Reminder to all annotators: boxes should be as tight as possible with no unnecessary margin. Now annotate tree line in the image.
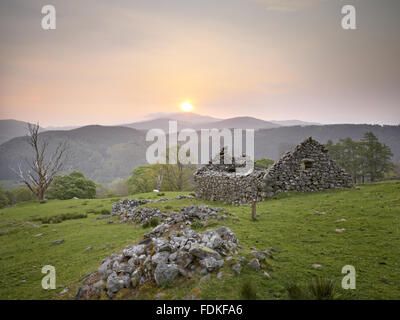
[326,132,394,183]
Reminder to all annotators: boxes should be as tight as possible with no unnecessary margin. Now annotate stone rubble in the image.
[76,225,240,299]
[111,195,195,216]
[113,202,230,227]
[194,137,354,204]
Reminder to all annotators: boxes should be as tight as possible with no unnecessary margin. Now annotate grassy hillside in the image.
[0,182,399,300]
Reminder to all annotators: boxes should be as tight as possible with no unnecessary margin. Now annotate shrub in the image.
[47,171,96,200]
[308,277,336,300]
[0,187,9,209]
[12,186,35,203]
[160,280,174,289]
[191,221,203,230]
[156,192,165,197]
[33,212,87,224]
[240,281,257,300]
[142,217,160,228]
[286,277,336,300]
[286,283,309,300]
[164,205,172,210]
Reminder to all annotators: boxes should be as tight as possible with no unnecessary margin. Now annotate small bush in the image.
[142,217,160,228]
[160,280,174,289]
[240,281,257,300]
[150,217,160,227]
[164,205,172,210]
[33,212,87,224]
[308,277,336,300]
[286,277,336,300]
[286,283,309,300]
[156,192,165,197]
[191,221,203,230]
[142,221,150,228]
[100,209,110,215]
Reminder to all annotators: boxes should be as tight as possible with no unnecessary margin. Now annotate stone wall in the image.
[194,137,354,205]
[262,137,354,197]
[194,169,266,205]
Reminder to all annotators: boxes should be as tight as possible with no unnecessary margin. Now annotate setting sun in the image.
[180,101,194,112]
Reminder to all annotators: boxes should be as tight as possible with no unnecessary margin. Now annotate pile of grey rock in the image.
[76,225,239,299]
[111,195,195,217]
[111,199,152,215]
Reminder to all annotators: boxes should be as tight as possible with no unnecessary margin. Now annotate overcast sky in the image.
[0,0,399,126]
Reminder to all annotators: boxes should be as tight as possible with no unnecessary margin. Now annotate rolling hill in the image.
[0,119,45,145]
[0,125,148,184]
[0,123,399,184]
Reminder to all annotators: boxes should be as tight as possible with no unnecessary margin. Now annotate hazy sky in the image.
[0,0,399,126]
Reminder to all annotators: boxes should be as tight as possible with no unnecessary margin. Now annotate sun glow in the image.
[180,101,194,112]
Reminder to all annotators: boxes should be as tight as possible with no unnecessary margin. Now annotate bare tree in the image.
[12,123,68,201]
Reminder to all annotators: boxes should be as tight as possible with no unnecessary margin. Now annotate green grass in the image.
[0,184,399,300]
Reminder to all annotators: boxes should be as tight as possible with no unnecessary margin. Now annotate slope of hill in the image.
[0,125,148,184]
[0,182,399,299]
[199,116,281,130]
[143,112,221,124]
[123,118,195,132]
[270,120,321,126]
[0,119,45,145]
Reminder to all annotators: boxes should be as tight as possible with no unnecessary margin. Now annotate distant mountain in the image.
[270,120,320,127]
[123,118,195,132]
[44,125,82,131]
[199,116,280,130]
[144,112,221,124]
[124,116,280,131]
[0,119,45,145]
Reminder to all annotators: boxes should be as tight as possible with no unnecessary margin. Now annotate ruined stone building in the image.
[194,137,354,205]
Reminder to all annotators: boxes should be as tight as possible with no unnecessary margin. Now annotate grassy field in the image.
[0,182,399,300]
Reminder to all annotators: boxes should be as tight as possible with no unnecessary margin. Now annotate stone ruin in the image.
[194,137,354,205]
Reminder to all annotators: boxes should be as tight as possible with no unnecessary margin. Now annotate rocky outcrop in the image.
[76,225,239,299]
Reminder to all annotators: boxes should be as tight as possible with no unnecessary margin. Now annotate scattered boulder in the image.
[252,251,266,261]
[75,285,89,298]
[51,239,64,245]
[232,263,242,275]
[247,258,261,271]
